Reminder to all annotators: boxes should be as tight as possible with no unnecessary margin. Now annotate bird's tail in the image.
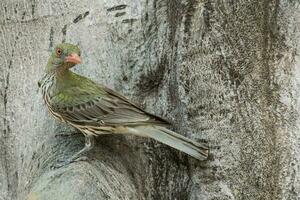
[126,126,208,160]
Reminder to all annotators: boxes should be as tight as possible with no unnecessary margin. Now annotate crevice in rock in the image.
[73,11,90,23]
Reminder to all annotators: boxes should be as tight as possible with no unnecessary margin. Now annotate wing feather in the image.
[50,84,169,127]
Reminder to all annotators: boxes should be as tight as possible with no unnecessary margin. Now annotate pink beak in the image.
[65,53,82,64]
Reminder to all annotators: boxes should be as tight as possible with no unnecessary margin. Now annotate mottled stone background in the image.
[0,0,300,199]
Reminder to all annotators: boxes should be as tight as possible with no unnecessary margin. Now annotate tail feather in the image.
[127,126,208,160]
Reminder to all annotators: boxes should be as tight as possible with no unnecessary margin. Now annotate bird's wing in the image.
[50,84,169,127]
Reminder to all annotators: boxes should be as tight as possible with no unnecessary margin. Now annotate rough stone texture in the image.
[0,0,300,200]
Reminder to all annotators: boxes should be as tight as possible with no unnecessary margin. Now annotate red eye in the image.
[56,48,62,55]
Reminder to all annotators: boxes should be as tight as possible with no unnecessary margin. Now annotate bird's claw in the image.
[74,156,89,162]
[51,156,89,169]
[52,160,70,169]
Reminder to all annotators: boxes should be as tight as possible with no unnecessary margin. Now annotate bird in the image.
[39,43,208,165]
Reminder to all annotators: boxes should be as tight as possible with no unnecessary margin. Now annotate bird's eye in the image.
[56,48,62,55]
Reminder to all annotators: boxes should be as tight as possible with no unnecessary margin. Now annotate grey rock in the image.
[0,0,300,200]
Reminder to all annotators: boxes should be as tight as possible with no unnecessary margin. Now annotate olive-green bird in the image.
[39,43,208,165]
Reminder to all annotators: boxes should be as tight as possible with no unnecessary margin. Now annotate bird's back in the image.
[40,71,170,132]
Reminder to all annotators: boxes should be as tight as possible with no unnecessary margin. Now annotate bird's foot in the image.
[74,156,89,162]
[52,156,89,169]
[52,159,71,169]
[51,135,95,169]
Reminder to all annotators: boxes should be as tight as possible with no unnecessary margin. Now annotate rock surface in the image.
[0,0,300,199]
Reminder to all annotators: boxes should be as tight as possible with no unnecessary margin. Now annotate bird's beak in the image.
[65,53,82,64]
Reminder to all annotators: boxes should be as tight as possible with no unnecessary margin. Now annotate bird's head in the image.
[46,43,81,73]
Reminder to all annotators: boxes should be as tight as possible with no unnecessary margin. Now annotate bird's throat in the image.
[53,70,79,91]
[55,67,70,78]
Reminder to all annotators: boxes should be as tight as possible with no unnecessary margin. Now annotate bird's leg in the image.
[54,135,95,168]
[68,134,95,162]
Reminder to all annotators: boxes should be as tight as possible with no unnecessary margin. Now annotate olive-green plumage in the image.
[40,43,208,164]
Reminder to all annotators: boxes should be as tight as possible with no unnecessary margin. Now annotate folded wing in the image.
[50,84,169,127]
